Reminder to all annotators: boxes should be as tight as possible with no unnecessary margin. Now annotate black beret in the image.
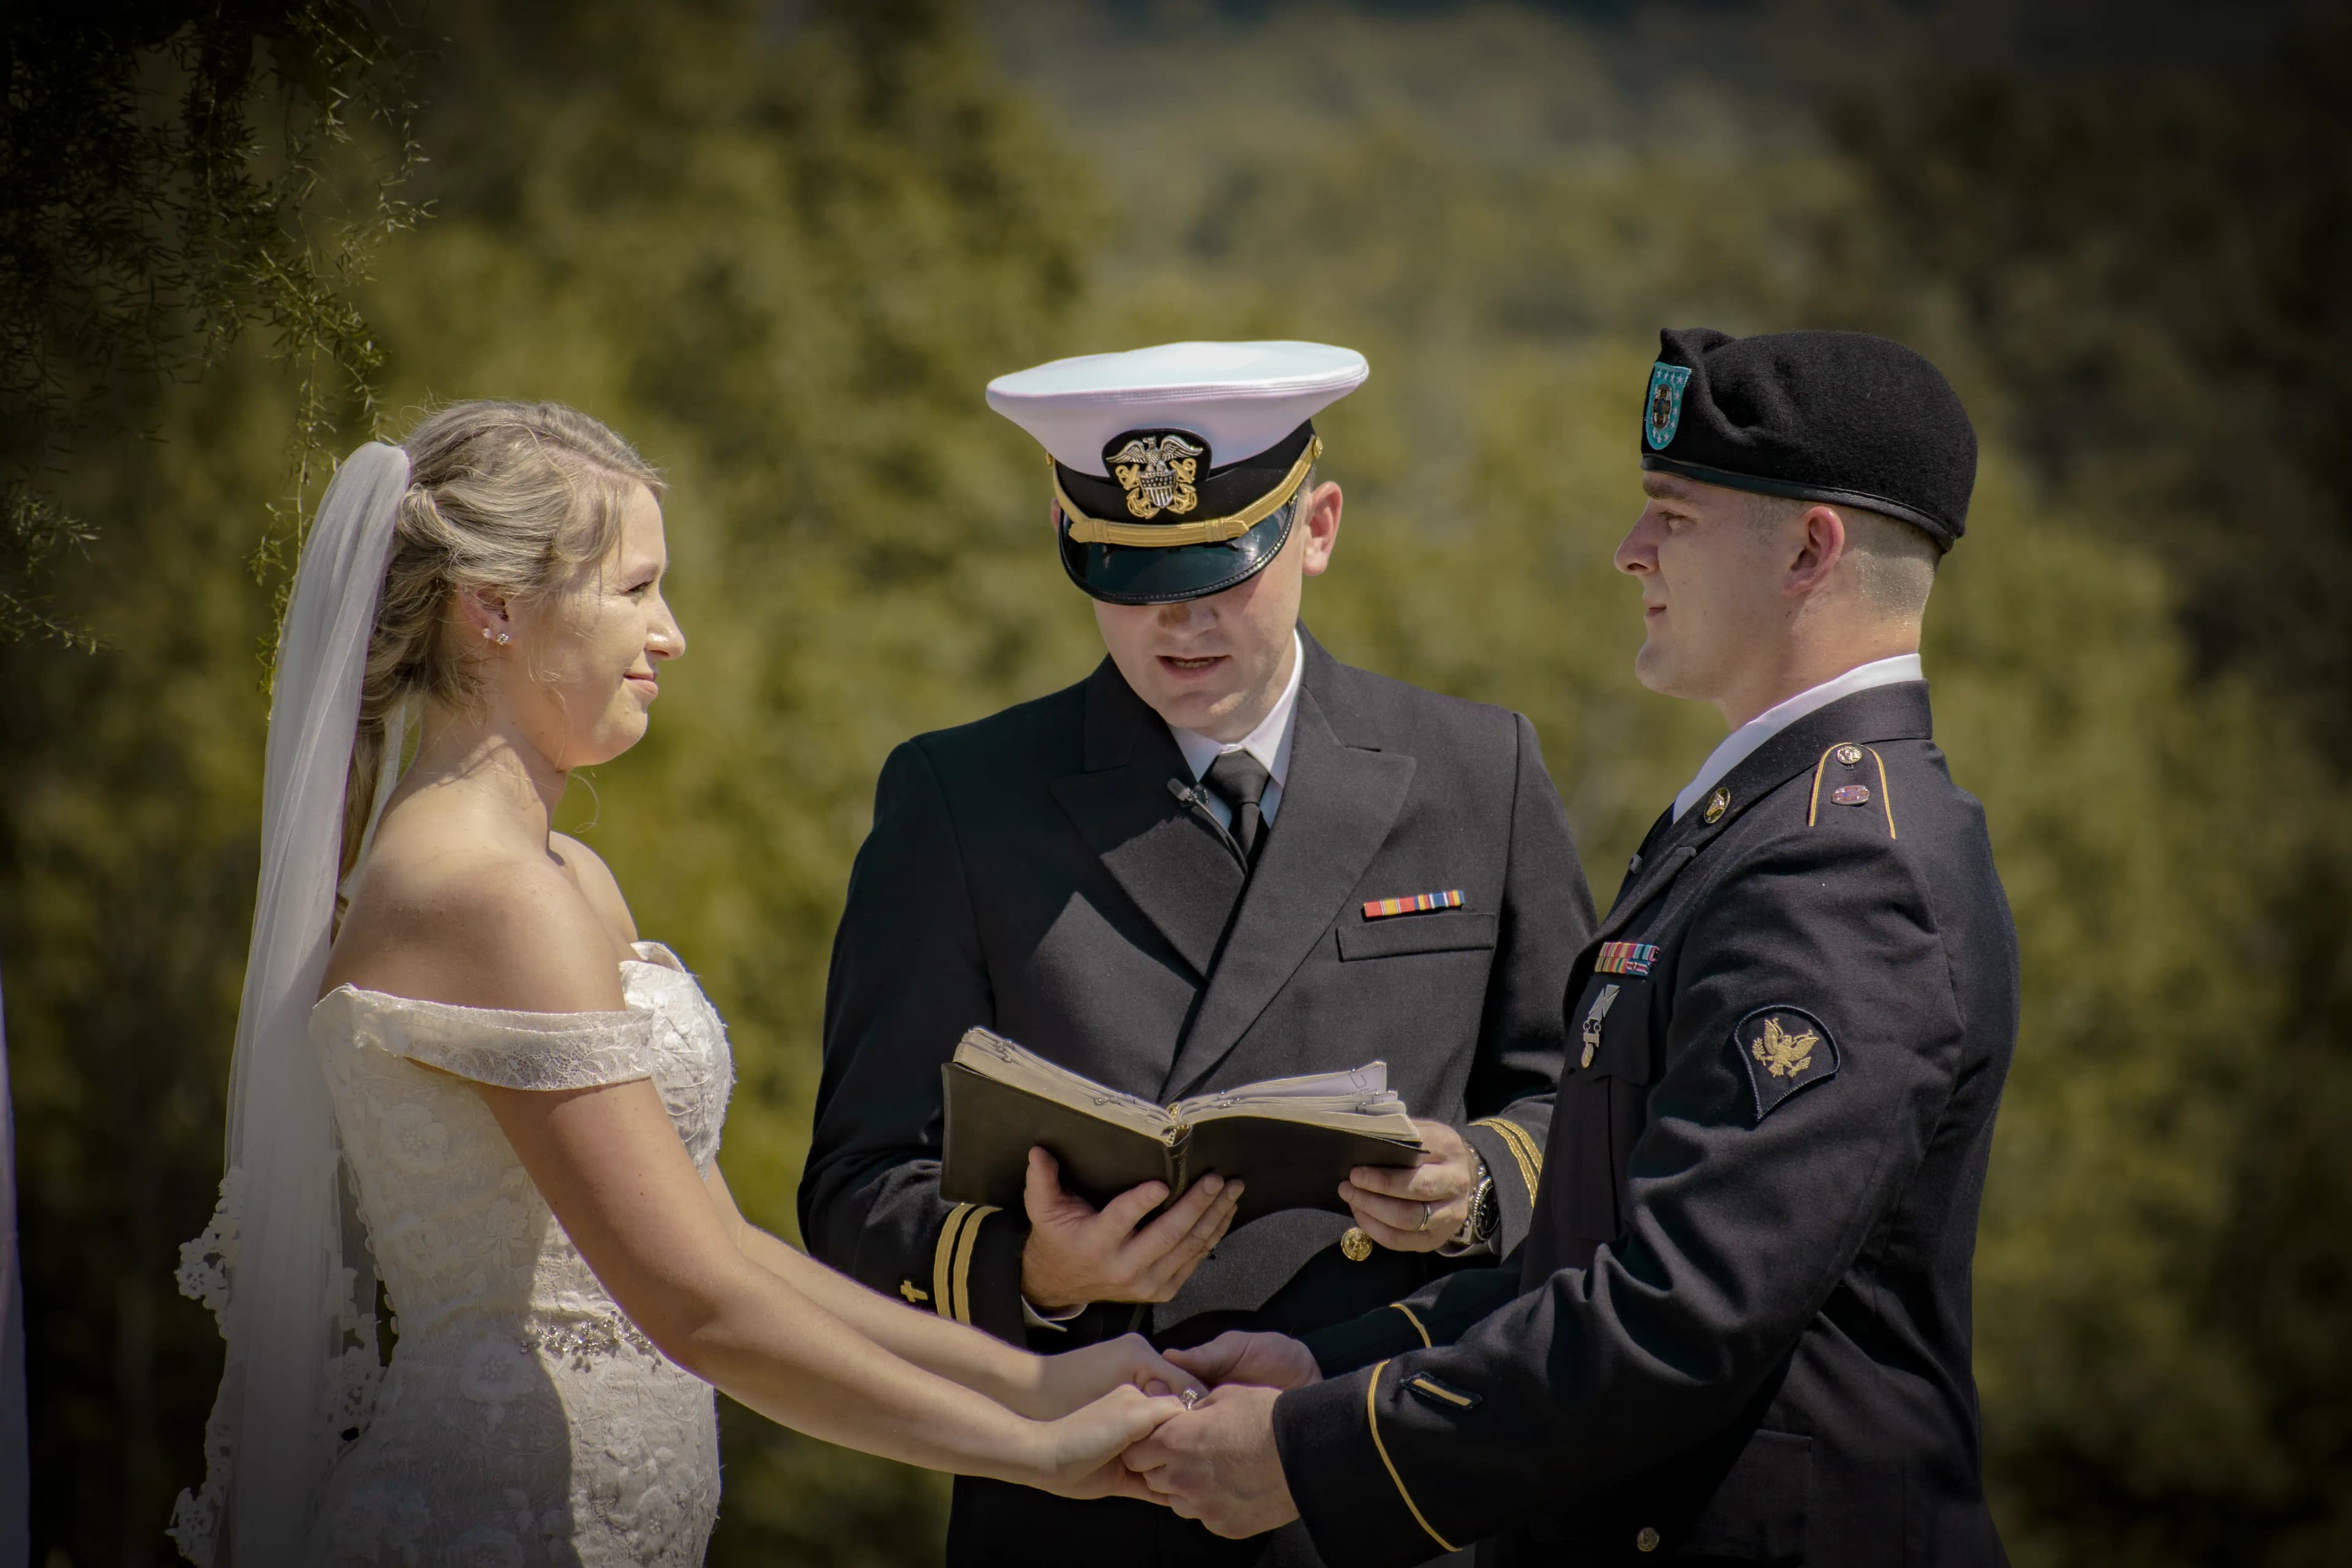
[1638,328,1977,549]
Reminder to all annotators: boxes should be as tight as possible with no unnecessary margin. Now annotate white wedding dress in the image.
[299,941,732,1566]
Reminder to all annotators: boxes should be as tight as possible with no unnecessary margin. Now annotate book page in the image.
[953,1028,1175,1141]
[1172,1061,1388,1110]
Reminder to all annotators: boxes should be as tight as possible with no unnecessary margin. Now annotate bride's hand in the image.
[1027,1384,1185,1502]
[1013,1332,1205,1420]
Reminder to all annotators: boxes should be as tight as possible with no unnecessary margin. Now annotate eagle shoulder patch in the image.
[1732,1006,1839,1120]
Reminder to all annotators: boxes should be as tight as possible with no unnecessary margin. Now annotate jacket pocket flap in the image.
[1336,910,1498,962]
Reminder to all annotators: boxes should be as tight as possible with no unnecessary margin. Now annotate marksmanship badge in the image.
[1644,363,1692,451]
[1106,431,1207,519]
[1733,1005,1839,1120]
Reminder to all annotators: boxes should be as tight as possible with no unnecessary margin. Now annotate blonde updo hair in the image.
[339,399,665,884]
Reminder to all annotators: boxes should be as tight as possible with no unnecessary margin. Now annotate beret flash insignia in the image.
[1733,1006,1839,1120]
[1644,363,1692,451]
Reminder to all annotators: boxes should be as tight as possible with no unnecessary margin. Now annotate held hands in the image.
[1021,1147,1243,1310]
[1340,1117,1479,1253]
[1164,1330,1321,1393]
[1110,1330,1314,1533]
[1123,1384,1299,1537]
[1029,1383,1189,1503]
[1019,1332,1207,1420]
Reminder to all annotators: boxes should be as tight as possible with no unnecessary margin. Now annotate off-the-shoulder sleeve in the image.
[339,991,660,1091]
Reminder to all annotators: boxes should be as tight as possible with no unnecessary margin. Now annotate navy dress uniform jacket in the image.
[801,628,1595,1567]
[1275,682,2019,1567]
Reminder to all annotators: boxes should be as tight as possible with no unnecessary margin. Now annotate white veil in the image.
[170,443,411,1566]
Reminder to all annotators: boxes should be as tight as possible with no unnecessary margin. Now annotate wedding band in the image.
[1417,1201,1433,1232]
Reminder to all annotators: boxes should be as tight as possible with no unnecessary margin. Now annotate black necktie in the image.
[1205,750,1273,867]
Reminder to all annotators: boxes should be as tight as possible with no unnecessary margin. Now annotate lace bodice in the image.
[196,942,733,1566]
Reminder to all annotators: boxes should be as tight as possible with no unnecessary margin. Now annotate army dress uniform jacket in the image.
[801,629,1594,1567]
[1275,682,2019,1567]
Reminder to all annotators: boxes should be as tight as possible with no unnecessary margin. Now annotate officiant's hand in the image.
[1019,1332,1207,1420]
[1338,1117,1479,1253]
[1164,1330,1322,1392]
[1022,1148,1245,1310]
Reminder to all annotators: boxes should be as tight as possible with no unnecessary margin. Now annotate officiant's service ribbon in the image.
[1361,889,1464,921]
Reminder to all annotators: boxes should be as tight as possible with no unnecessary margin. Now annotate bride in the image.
[170,402,1213,1565]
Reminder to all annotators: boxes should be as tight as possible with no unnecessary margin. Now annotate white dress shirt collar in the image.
[1170,630,1305,826]
[1672,654,1924,823]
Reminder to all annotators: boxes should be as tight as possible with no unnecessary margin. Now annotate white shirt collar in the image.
[1171,630,1305,812]
[1672,654,1923,823]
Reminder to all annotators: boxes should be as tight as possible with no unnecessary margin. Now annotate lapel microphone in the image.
[1168,777,1248,867]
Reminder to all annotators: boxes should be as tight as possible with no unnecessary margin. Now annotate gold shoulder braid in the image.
[1057,435,1323,549]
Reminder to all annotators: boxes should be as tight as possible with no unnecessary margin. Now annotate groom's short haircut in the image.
[1744,492,1939,619]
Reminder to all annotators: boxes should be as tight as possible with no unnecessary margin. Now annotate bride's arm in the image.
[481,1073,1174,1496]
[698,1161,1200,1419]
[423,878,1177,1497]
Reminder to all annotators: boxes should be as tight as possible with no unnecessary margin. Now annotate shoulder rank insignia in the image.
[1733,1006,1839,1120]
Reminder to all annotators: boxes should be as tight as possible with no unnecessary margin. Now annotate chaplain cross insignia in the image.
[1749,1016,1819,1078]
[1108,432,1207,519]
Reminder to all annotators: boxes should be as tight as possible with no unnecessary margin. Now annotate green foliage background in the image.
[5,1,2349,1564]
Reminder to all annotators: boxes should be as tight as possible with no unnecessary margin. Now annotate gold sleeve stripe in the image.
[1366,1360,1458,1555]
[1389,1302,1431,1348]
[932,1203,976,1320]
[1867,746,1898,840]
[1472,1116,1541,1207]
[948,1204,1000,1324]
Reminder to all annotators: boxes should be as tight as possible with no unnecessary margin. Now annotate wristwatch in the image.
[1456,1157,1498,1247]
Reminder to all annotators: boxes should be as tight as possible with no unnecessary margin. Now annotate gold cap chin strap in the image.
[1057,435,1324,549]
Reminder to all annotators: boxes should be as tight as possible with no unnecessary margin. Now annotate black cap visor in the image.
[1059,501,1298,605]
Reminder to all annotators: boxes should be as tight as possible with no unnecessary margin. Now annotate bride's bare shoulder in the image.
[328,822,630,1012]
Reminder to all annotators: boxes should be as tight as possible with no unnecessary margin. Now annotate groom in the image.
[1130,329,2021,1566]
[802,341,1594,1566]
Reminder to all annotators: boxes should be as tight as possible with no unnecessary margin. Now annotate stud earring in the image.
[480,626,492,640]
[496,631,511,646]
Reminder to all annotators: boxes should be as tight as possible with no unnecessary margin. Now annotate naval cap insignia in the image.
[1703,785,1730,824]
[1644,362,1693,451]
[1732,1005,1839,1120]
[1106,430,1207,520]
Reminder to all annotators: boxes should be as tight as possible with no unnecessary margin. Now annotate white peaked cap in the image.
[986,341,1370,477]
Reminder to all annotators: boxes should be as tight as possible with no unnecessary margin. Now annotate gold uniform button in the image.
[1340,1227,1374,1262]
[1835,743,1864,766]
[1703,785,1730,823]
[1637,1525,1660,1552]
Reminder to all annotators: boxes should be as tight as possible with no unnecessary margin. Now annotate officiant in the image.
[800,341,1595,1566]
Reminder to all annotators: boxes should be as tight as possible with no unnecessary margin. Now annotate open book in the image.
[940,1027,1424,1225]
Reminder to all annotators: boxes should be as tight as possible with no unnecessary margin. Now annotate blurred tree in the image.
[0,0,424,647]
